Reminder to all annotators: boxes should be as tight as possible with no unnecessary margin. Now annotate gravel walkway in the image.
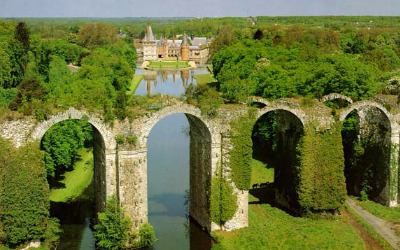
[346,197,399,250]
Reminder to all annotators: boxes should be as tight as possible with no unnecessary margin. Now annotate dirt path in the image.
[346,197,400,250]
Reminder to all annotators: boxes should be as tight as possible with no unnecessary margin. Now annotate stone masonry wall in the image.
[1,95,399,236]
[187,114,212,230]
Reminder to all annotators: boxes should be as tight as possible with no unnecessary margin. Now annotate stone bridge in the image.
[0,94,399,232]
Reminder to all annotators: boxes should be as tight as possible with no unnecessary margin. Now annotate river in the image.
[51,67,213,249]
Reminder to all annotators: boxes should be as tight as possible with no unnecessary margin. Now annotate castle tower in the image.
[143,26,157,61]
[181,33,189,61]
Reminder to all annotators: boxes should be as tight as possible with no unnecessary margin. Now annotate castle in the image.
[138,26,209,64]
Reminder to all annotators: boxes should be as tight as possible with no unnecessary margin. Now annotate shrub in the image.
[137,223,156,247]
[210,175,238,225]
[94,195,132,250]
[228,113,255,190]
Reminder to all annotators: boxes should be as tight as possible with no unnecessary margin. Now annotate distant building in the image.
[140,26,210,64]
[143,26,157,61]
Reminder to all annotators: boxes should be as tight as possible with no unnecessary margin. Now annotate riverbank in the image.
[141,60,196,69]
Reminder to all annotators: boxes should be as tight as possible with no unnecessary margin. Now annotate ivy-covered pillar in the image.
[389,123,399,207]
[297,122,346,213]
[212,115,253,231]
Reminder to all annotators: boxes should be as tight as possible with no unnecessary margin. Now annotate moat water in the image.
[51,68,213,250]
[135,67,209,96]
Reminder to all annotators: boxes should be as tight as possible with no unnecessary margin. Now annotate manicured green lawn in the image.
[250,159,273,185]
[193,74,217,85]
[49,148,93,202]
[147,61,189,69]
[127,74,144,95]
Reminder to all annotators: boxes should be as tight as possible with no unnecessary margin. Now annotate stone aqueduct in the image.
[0,94,399,232]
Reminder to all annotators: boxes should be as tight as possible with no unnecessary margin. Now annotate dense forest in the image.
[1,16,400,120]
[1,16,400,249]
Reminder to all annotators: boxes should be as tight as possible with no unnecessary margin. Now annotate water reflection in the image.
[50,198,96,250]
[135,68,209,96]
[147,113,213,250]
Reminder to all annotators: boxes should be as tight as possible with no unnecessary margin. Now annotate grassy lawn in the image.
[127,74,144,95]
[212,159,368,249]
[49,148,93,202]
[147,61,189,69]
[250,159,273,185]
[213,203,365,250]
[193,74,217,85]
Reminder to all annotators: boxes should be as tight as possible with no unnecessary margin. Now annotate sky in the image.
[1,0,400,18]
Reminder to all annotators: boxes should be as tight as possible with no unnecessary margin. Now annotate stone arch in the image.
[322,93,353,104]
[249,96,269,108]
[340,101,398,206]
[31,107,113,147]
[339,101,391,123]
[252,106,305,211]
[257,105,306,126]
[138,103,208,145]
[32,107,114,212]
[143,103,214,231]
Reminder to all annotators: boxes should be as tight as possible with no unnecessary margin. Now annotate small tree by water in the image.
[94,196,132,250]
[94,195,156,249]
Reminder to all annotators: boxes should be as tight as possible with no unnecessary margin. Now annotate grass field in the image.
[49,148,94,202]
[212,159,369,249]
[250,159,274,185]
[147,61,189,69]
[127,74,144,95]
[193,74,217,85]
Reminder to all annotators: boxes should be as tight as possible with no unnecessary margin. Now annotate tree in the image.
[5,40,27,88]
[41,120,93,184]
[94,195,133,250]
[14,22,30,52]
[77,23,119,49]
[0,138,60,248]
[253,29,264,40]
[209,25,238,58]
[9,77,47,111]
[0,47,12,88]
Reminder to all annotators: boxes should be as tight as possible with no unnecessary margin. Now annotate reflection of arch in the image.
[322,93,353,104]
[144,105,213,230]
[32,107,111,212]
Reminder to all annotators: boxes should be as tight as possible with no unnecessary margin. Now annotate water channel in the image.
[51,67,213,249]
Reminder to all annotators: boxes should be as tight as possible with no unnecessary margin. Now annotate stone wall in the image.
[1,94,399,237]
[117,148,148,230]
[93,128,107,212]
[187,114,212,230]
